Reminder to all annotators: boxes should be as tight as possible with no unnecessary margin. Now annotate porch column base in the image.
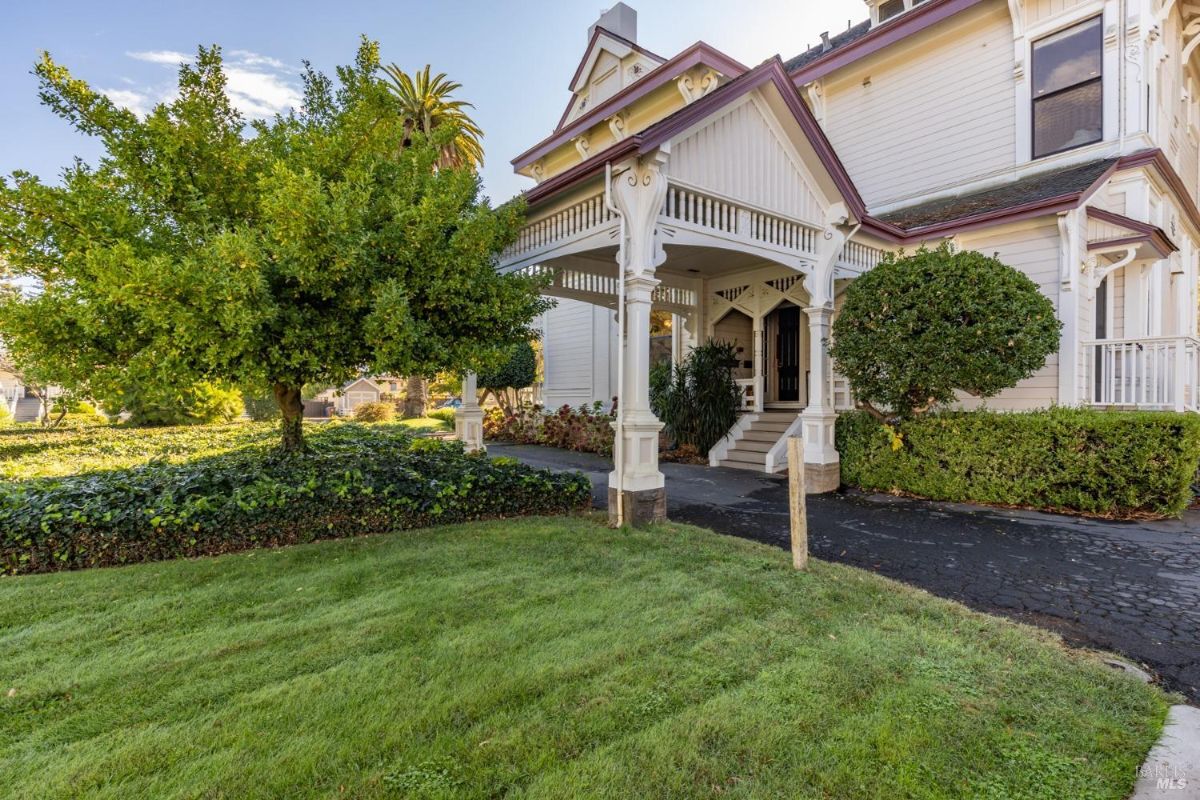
[799,407,839,493]
[608,411,665,526]
[608,485,667,526]
[456,372,485,453]
[455,407,485,453]
[802,461,841,494]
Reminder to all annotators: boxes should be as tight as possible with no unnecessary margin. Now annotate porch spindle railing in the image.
[1082,336,1200,412]
[661,186,822,258]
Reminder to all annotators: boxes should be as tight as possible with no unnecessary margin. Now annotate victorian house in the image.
[468,0,1200,523]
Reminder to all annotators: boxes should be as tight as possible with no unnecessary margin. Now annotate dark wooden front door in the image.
[776,306,801,402]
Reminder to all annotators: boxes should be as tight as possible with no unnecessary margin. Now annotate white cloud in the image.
[126,49,192,66]
[224,67,302,117]
[100,87,155,116]
[115,47,301,119]
[229,50,294,72]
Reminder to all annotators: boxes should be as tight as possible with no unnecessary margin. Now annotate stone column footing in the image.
[801,461,840,494]
[608,486,667,527]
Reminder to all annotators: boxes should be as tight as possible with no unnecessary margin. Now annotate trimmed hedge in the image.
[837,409,1200,519]
[0,424,590,575]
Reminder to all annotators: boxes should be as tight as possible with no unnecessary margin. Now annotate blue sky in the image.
[2,0,866,202]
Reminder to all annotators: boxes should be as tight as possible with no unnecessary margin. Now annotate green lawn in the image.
[0,418,451,480]
[0,516,1166,799]
[396,415,454,433]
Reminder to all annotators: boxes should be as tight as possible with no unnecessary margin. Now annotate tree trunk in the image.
[273,383,306,452]
[403,375,426,418]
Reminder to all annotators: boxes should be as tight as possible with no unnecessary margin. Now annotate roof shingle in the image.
[783,20,872,73]
[876,158,1119,232]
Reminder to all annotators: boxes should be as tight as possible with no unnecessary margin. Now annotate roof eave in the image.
[788,0,987,85]
[512,42,749,171]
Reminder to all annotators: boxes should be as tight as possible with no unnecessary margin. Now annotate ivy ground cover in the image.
[0,422,589,574]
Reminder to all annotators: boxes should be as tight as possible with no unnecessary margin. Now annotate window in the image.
[1032,17,1103,158]
[877,0,905,22]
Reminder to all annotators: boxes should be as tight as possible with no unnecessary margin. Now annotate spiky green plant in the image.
[381,64,484,169]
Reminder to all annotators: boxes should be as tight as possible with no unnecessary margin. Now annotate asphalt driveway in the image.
[490,442,1200,703]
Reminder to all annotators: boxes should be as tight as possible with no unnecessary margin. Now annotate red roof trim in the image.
[566,26,666,93]
[1086,207,1178,256]
[557,26,668,132]
[1114,148,1200,235]
[858,160,1124,243]
[859,149,1200,244]
[513,42,749,171]
[1086,206,1160,236]
[789,0,987,85]
[526,58,869,217]
[1087,233,1177,258]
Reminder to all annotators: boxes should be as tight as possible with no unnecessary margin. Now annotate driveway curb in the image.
[1132,705,1200,798]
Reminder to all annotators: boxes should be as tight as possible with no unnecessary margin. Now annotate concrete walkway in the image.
[491,443,1200,704]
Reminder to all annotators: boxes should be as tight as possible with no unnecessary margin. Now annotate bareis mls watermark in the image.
[1137,761,1190,791]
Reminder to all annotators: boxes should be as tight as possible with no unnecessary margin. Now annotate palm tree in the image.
[381,64,484,170]
[383,65,484,415]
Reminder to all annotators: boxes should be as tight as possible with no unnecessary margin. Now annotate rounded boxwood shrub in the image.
[831,243,1061,420]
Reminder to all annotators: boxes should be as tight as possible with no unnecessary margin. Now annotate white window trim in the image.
[1013,0,1116,165]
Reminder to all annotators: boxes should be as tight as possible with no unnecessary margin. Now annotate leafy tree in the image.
[382,64,484,169]
[383,63,487,415]
[477,341,536,413]
[0,40,548,450]
[830,243,1061,422]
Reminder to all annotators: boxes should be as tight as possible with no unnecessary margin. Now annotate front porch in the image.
[495,152,884,524]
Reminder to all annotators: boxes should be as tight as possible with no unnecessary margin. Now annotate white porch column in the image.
[455,371,484,453]
[1057,210,1083,406]
[608,147,670,526]
[800,304,839,489]
[799,210,849,493]
[751,315,765,413]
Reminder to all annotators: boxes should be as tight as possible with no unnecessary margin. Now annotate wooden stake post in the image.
[786,436,808,570]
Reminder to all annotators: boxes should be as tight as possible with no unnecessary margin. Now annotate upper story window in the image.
[1032,16,1103,159]
[874,0,927,25]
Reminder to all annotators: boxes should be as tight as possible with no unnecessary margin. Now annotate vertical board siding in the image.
[671,98,824,223]
[543,299,616,408]
[821,5,1016,208]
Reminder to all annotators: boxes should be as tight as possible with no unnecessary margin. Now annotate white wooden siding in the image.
[542,298,617,408]
[954,221,1063,410]
[712,310,754,380]
[670,95,826,223]
[820,3,1016,207]
[1026,0,1094,25]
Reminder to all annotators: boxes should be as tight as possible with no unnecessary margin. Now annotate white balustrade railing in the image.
[662,186,821,257]
[735,377,762,412]
[838,240,886,273]
[1083,336,1200,412]
[502,190,614,262]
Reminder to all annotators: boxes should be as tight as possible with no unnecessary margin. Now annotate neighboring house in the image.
[313,377,400,416]
[0,367,58,423]
[496,0,1200,520]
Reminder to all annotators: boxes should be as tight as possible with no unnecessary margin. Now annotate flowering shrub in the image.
[484,402,615,456]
